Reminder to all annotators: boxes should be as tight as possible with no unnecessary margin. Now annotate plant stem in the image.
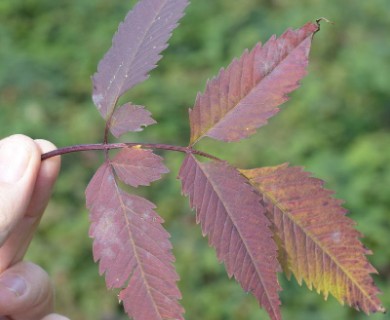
[41,142,222,161]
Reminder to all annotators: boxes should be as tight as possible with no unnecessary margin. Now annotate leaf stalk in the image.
[41,142,221,162]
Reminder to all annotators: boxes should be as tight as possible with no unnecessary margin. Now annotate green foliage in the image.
[1,0,389,319]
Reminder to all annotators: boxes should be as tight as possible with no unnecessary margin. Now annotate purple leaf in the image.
[189,22,318,144]
[111,147,169,187]
[86,162,183,320]
[92,0,189,120]
[178,154,282,320]
[110,103,156,138]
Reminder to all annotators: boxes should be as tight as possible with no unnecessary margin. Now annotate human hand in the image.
[0,135,69,320]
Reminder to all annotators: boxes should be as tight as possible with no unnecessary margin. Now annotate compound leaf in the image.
[241,164,385,315]
[189,22,318,145]
[92,0,189,120]
[86,162,183,320]
[179,154,281,320]
[111,147,169,187]
[110,103,156,138]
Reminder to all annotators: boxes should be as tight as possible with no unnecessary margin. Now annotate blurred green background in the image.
[1,0,389,319]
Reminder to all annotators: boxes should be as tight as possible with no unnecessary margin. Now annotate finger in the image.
[0,135,41,247]
[26,139,61,219]
[0,261,53,320]
[0,139,61,271]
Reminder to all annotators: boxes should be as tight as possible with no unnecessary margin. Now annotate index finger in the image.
[0,138,60,271]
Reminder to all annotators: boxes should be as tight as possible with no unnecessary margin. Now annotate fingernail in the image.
[0,274,27,297]
[0,138,31,183]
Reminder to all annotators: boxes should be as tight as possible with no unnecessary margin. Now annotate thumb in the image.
[0,261,55,319]
[0,135,41,246]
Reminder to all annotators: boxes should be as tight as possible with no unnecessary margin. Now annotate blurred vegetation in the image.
[1,0,389,319]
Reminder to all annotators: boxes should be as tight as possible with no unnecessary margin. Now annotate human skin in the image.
[0,135,68,320]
